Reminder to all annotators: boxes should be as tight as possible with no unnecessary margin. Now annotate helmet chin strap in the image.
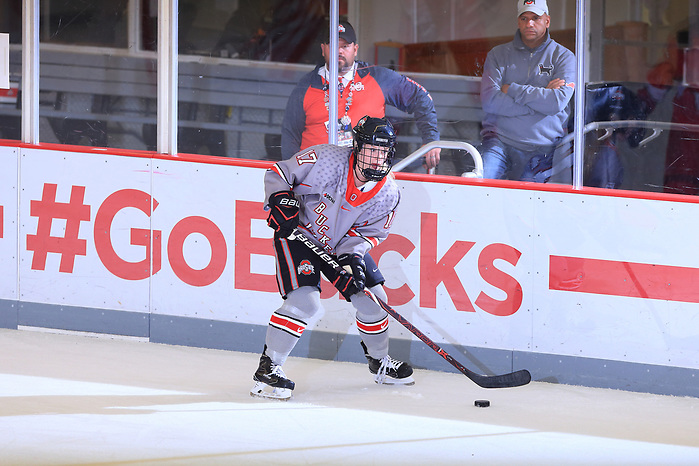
[355,172,369,185]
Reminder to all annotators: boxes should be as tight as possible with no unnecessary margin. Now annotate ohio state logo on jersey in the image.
[298,260,315,275]
[350,82,364,92]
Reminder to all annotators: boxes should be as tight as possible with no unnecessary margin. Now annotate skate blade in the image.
[250,381,292,400]
[374,375,415,386]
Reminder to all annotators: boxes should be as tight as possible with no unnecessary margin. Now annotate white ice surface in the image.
[1,328,698,465]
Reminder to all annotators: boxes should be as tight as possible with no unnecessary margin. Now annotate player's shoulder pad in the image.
[310,144,352,166]
[380,174,400,200]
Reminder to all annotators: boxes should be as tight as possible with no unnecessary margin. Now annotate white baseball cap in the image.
[518,0,549,16]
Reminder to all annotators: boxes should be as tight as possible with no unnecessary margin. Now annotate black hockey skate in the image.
[360,341,415,385]
[250,348,295,400]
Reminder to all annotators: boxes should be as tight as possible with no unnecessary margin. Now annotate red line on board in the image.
[550,255,699,303]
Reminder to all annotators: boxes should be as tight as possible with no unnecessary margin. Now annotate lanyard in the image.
[323,67,355,127]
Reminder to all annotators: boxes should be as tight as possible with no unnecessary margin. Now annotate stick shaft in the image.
[365,290,531,388]
[289,228,531,389]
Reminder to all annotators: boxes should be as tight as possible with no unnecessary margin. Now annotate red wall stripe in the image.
[550,255,699,303]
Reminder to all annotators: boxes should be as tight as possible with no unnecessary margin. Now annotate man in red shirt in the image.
[281,21,442,170]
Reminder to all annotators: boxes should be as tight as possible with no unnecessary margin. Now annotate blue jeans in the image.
[479,136,556,183]
[587,142,623,189]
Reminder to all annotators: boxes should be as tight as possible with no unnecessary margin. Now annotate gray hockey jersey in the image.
[264,144,400,258]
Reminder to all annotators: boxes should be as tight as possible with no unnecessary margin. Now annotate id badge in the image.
[324,119,354,147]
[337,128,353,147]
[337,116,353,146]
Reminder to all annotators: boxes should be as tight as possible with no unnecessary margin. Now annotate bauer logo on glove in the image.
[267,190,300,238]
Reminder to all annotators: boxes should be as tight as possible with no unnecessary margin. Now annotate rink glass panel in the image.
[1,0,697,195]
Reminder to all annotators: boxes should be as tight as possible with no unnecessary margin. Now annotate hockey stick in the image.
[288,227,532,389]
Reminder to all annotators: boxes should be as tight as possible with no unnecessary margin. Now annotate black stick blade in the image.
[470,369,532,389]
[366,290,532,389]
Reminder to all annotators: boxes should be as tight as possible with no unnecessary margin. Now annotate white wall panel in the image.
[18,149,151,312]
[0,146,18,300]
[7,145,699,372]
[149,158,282,323]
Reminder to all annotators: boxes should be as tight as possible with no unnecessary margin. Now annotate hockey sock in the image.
[368,283,387,302]
[352,291,390,358]
[265,287,321,365]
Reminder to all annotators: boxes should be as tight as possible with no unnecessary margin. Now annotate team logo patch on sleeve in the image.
[356,315,389,335]
[297,260,315,275]
[270,312,307,338]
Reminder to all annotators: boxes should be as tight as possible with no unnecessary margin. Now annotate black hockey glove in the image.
[338,253,366,291]
[267,190,300,238]
[331,268,362,302]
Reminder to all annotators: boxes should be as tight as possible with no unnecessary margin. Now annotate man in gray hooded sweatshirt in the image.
[479,0,575,182]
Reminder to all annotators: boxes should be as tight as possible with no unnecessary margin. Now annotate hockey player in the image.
[251,115,414,400]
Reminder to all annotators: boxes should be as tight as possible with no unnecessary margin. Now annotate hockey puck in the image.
[474,399,490,408]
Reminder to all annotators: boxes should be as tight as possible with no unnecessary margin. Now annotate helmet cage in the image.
[352,116,396,181]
